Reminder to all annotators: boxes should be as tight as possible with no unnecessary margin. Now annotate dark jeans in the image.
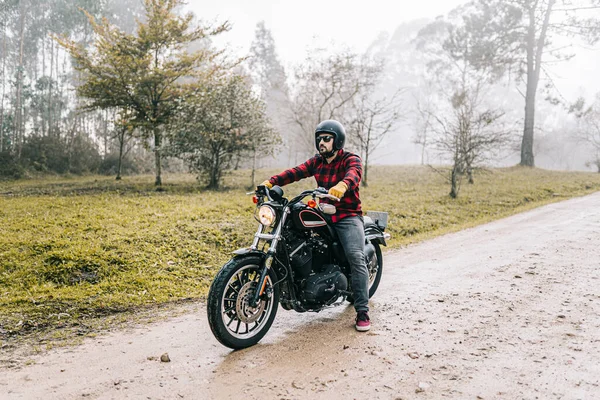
[333,216,369,313]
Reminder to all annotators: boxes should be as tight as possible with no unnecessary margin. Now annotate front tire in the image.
[207,255,280,349]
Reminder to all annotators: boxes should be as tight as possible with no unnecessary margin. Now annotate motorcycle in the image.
[207,185,390,349]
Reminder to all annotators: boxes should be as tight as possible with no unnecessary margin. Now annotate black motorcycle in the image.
[207,185,390,349]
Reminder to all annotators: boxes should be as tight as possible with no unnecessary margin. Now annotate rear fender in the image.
[364,226,388,246]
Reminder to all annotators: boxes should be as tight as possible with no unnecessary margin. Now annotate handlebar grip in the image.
[315,192,339,202]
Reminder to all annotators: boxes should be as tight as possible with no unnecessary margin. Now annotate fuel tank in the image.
[291,204,328,230]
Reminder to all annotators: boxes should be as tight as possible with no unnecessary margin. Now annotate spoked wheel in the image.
[348,242,384,304]
[207,255,279,349]
[366,242,383,296]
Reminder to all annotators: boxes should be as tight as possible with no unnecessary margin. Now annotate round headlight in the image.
[257,205,276,226]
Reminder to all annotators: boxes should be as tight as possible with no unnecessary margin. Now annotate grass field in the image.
[1,165,600,347]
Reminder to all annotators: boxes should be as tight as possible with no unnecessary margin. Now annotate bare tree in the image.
[417,10,513,197]
[570,94,600,172]
[289,48,377,160]
[346,86,405,187]
[430,86,509,196]
[412,81,439,165]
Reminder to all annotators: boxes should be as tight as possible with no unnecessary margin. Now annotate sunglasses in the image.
[317,136,334,143]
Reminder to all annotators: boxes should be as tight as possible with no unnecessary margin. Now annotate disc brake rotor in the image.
[236,281,266,324]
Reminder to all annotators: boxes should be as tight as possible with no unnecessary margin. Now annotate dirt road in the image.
[2,192,600,400]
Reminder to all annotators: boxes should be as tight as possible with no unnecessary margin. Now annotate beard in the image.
[319,146,335,158]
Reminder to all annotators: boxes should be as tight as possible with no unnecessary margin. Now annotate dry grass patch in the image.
[1,165,599,349]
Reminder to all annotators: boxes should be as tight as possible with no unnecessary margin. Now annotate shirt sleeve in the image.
[270,156,317,186]
[342,154,362,191]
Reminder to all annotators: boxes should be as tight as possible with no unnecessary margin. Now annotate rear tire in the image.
[348,242,383,303]
[207,255,280,349]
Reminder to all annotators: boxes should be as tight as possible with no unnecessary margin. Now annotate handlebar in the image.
[253,186,340,204]
[288,187,339,204]
[314,191,340,202]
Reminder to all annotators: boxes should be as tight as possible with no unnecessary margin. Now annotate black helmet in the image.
[315,120,346,152]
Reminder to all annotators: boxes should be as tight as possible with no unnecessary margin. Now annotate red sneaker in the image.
[355,311,371,332]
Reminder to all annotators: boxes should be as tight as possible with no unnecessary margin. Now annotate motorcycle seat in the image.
[363,215,378,229]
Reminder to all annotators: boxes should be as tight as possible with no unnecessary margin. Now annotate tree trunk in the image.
[103,111,109,156]
[41,34,46,136]
[450,165,460,198]
[250,148,257,188]
[520,0,554,167]
[117,127,124,180]
[209,150,220,189]
[363,150,369,188]
[15,1,26,158]
[0,22,6,153]
[520,46,537,167]
[466,159,474,184]
[48,37,54,137]
[362,130,370,187]
[153,126,162,186]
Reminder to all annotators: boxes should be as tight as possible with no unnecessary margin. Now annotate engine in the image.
[284,231,348,307]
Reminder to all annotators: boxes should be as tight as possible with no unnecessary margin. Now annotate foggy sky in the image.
[185,0,470,65]
[185,0,600,171]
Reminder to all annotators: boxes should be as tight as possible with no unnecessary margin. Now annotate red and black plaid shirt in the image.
[269,149,362,223]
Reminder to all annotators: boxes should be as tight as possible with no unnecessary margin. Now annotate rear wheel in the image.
[207,256,279,349]
[348,242,383,303]
[366,242,383,297]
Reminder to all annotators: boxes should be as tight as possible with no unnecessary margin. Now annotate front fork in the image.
[249,209,289,308]
[249,256,273,308]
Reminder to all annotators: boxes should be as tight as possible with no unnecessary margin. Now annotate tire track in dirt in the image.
[1,192,599,399]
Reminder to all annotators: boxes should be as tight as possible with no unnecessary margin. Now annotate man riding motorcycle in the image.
[261,120,371,331]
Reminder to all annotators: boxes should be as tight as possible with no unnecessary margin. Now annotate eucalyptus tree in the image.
[248,21,291,167]
[57,0,231,186]
[449,0,600,167]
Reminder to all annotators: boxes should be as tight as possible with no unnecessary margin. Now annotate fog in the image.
[1,0,599,179]
[187,0,600,171]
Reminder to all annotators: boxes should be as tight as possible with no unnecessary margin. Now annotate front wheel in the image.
[207,255,280,349]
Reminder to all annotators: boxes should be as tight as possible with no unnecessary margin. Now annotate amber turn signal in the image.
[307,199,317,208]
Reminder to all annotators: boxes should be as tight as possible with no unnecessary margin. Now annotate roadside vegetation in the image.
[1,166,600,350]
[0,166,600,354]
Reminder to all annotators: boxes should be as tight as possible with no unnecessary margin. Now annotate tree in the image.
[57,0,231,186]
[412,87,437,165]
[430,91,509,197]
[112,108,137,180]
[248,21,291,167]
[289,48,376,160]
[570,94,600,172]
[450,0,600,167]
[345,83,405,187]
[168,75,278,189]
[417,11,512,197]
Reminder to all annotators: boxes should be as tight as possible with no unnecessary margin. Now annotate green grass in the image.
[1,165,600,347]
